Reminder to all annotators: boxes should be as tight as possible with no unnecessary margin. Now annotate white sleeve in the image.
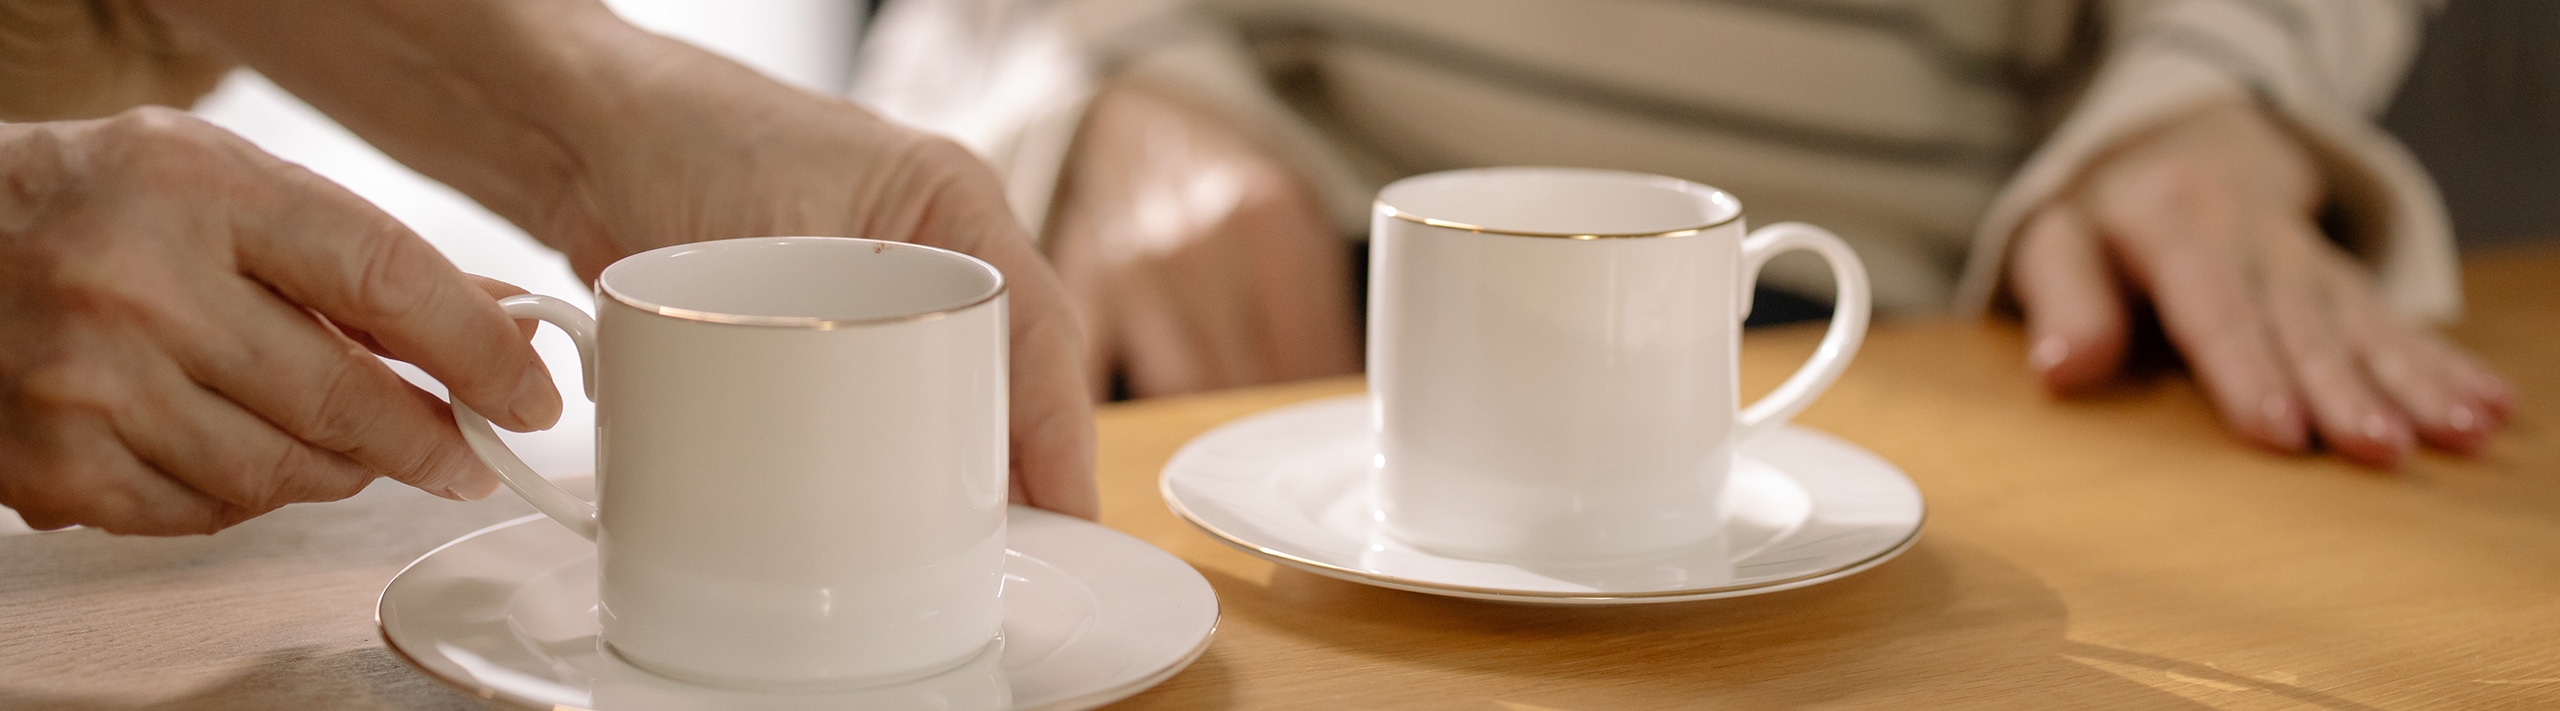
[1953,0,2460,321]
[850,0,1367,238]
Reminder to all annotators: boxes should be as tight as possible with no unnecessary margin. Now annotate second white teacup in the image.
[1369,168,1871,564]
[452,237,1009,687]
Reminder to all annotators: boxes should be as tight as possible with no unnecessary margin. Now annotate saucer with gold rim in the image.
[1160,395,1924,605]
[378,505,1216,710]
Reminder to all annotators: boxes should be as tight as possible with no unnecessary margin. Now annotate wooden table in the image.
[3,245,2555,710]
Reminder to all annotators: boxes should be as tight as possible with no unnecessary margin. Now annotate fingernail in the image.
[2447,404,2480,433]
[508,364,563,431]
[443,469,502,502]
[2361,411,2414,455]
[2029,335,2070,373]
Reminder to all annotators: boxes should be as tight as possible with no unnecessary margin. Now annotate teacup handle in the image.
[452,295,603,541]
[1734,222,1871,442]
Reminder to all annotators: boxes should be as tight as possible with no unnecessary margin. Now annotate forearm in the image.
[146,0,920,274]
[141,0,679,241]
[0,0,233,121]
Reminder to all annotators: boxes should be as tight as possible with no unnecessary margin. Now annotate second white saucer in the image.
[1161,395,1925,605]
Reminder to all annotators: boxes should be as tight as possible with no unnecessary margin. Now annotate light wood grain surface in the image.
[3,245,2555,710]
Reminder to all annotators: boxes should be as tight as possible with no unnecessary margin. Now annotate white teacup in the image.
[1368,167,1870,563]
[452,237,1009,687]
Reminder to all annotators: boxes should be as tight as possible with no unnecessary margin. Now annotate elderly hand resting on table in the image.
[0,0,1097,534]
[1043,84,2512,470]
[2009,98,2515,469]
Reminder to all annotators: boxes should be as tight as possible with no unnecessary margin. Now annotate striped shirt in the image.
[854,0,2456,316]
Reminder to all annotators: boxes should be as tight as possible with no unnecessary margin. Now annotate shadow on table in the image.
[1123,538,2388,710]
[0,646,501,711]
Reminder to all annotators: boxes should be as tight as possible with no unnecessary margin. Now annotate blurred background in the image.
[0,0,2550,535]
[2384,0,2560,250]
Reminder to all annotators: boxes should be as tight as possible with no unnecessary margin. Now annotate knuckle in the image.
[280,352,440,485]
[85,108,252,194]
[311,470,374,502]
[281,350,385,450]
[96,106,211,149]
[902,135,1012,205]
[257,442,367,506]
[388,436,475,492]
[239,440,308,509]
[905,134,980,169]
[1,127,74,224]
[77,477,222,537]
[48,266,187,330]
[344,223,431,319]
[15,356,119,416]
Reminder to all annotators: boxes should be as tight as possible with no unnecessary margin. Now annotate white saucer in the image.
[379,506,1218,711]
[1161,395,1925,605]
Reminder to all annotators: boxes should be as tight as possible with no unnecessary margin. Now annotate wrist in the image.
[137,0,645,253]
[501,15,913,256]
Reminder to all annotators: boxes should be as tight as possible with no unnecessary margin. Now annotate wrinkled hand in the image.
[0,108,555,534]
[2010,99,2515,468]
[1044,80,1359,399]
[513,32,1099,518]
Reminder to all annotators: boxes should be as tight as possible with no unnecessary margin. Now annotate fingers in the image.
[226,162,559,432]
[2255,224,2413,468]
[162,276,499,501]
[334,275,543,358]
[2112,219,2312,455]
[2319,249,2510,456]
[2068,98,2510,467]
[27,442,247,537]
[106,344,381,510]
[998,238,1102,521]
[1012,299,1102,521]
[894,143,1100,519]
[2009,203,2131,395]
[3,366,254,536]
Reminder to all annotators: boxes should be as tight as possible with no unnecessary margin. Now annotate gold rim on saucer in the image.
[376,513,1220,711]
[1162,479,1925,603]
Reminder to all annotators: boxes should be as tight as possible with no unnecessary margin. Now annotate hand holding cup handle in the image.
[1733,222,1872,442]
[451,295,601,540]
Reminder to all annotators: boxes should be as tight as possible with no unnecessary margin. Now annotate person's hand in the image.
[0,108,557,534]
[1043,79,1360,399]
[2009,99,2515,468]
[139,0,1100,518]
[494,22,1102,519]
